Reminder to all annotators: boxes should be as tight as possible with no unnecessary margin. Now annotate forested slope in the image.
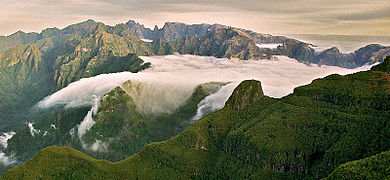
[4,57,390,179]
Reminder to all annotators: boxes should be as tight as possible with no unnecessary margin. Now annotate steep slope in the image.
[150,28,269,60]
[0,21,153,131]
[127,20,390,67]
[1,82,225,175]
[0,20,96,52]
[126,20,292,43]
[51,28,151,89]
[0,43,54,131]
[275,42,390,68]
[325,150,390,179]
[4,57,390,179]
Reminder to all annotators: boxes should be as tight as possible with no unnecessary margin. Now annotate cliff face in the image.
[167,28,268,60]
[126,20,293,43]
[4,57,390,179]
[0,20,152,131]
[138,20,390,67]
[225,80,264,111]
[275,41,390,68]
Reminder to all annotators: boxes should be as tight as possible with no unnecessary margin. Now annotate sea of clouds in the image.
[33,54,373,151]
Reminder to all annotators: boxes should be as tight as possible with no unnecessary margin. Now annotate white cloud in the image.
[27,122,40,137]
[37,54,374,122]
[0,132,15,149]
[0,152,17,166]
[0,132,17,166]
[77,110,96,138]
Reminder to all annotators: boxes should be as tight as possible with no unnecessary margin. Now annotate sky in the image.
[0,0,389,36]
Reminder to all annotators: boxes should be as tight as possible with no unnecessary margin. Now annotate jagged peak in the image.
[324,47,340,53]
[126,19,145,27]
[225,80,264,111]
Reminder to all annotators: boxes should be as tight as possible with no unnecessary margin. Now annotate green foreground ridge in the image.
[3,57,390,179]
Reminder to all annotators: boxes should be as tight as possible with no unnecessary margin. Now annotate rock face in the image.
[225,80,264,111]
[3,58,390,179]
[158,28,269,60]
[276,41,390,68]
[126,20,293,43]
[0,20,152,131]
[130,19,390,67]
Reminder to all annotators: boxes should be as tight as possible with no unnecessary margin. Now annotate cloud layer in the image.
[38,54,374,119]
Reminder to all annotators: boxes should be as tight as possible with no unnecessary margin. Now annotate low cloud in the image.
[27,122,41,137]
[0,132,17,166]
[0,152,17,166]
[0,132,15,149]
[37,54,373,123]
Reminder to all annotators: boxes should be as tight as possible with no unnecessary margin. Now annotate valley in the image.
[0,19,389,179]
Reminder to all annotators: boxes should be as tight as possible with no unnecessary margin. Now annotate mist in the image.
[38,54,373,118]
[35,54,374,149]
[0,132,16,166]
[0,132,15,149]
[27,123,40,137]
[256,44,282,49]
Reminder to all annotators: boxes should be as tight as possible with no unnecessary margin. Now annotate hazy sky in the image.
[0,0,389,36]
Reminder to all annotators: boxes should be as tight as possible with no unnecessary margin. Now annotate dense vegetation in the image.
[1,82,225,176]
[0,20,152,131]
[3,57,390,179]
[76,82,225,161]
[1,20,389,130]
[0,106,91,176]
[326,150,390,179]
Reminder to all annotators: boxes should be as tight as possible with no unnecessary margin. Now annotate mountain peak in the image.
[225,80,264,111]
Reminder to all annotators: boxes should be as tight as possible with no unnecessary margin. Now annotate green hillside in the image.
[3,57,390,179]
[0,21,152,131]
[1,82,225,175]
[326,150,390,179]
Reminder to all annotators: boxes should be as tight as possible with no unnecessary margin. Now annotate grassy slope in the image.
[3,57,390,179]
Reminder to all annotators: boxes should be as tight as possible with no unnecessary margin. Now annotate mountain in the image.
[0,81,226,175]
[0,20,153,131]
[326,150,390,179]
[126,20,293,43]
[4,57,390,179]
[275,42,390,68]
[126,20,390,67]
[150,27,270,59]
[0,19,96,52]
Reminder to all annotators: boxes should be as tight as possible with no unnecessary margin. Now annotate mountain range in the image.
[0,19,389,179]
[2,57,390,179]
[1,20,389,132]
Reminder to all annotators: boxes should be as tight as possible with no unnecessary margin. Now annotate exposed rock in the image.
[225,80,264,111]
